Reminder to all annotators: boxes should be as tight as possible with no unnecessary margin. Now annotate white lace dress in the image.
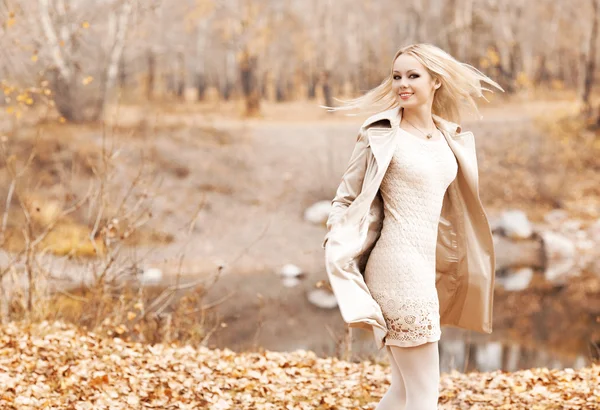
[364,127,458,347]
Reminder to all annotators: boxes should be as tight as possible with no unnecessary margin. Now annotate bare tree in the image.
[1,0,134,122]
[38,0,133,121]
[582,0,600,117]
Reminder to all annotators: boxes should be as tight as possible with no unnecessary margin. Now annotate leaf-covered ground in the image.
[0,321,597,409]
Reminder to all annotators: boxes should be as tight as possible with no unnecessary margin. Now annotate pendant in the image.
[427,134,432,139]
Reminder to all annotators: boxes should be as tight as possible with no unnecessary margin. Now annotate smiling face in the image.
[392,53,440,108]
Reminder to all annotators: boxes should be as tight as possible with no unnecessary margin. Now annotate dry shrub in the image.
[535,113,600,170]
[0,118,221,348]
[9,280,222,346]
[533,110,600,216]
[0,127,101,184]
[0,123,175,257]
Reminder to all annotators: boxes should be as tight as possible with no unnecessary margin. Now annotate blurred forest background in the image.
[4,0,600,119]
[0,0,599,388]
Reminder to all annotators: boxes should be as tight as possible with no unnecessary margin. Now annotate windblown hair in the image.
[324,43,504,123]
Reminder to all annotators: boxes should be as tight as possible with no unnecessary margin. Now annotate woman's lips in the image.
[399,93,413,100]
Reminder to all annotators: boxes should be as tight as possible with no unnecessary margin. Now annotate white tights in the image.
[375,341,440,410]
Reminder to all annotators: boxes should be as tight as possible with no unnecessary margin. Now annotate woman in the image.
[322,43,503,410]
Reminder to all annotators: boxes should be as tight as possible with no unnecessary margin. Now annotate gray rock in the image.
[496,267,533,291]
[304,201,331,225]
[499,210,532,239]
[492,234,543,273]
[279,263,303,278]
[141,268,163,285]
[539,230,577,284]
[307,288,338,309]
[281,277,301,288]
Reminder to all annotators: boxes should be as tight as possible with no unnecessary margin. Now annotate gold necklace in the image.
[402,117,436,139]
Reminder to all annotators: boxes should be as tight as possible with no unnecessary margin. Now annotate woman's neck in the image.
[400,106,435,130]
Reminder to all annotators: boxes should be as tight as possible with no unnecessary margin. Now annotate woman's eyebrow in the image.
[393,69,418,74]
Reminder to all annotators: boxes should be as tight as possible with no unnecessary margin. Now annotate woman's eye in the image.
[393,74,419,80]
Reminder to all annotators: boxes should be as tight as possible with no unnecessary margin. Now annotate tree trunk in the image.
[196,73,206,101]
[444,0,459,57]
[308,71,316,99]
[48,68,86,122]
[276,78,285,102]
[94,0,132,120]
[195,20,208,101]
[463,341,478,372]
[147,50,155,101]
[583,0,599,117]
[533,54,550,86]
[118,56,126,90]
[322,70,333,109]
[222,82,233,100]
[176,51,185,99]
[240,49,260,116]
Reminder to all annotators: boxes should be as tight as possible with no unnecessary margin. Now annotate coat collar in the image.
[360,105,475,197]
[360,106,463,135]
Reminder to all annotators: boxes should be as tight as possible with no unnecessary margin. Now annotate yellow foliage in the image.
[1,221,105,257]
[82,76,94,85]
[516,72,532,88]
[2,83,14,95]
[41,223,105,257]
[23,196,62,227]
[487,47,500,65]
[10,195,105,257]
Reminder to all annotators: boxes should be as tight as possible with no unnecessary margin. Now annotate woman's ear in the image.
[434,80,441,90]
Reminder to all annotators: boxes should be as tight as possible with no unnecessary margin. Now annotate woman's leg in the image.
[375,346,407,410]
[388,341,440,410]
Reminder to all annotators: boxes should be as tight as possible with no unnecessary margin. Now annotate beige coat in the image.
[322,106,496,350]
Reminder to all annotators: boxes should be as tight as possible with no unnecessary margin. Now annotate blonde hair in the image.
[324,43,504,123]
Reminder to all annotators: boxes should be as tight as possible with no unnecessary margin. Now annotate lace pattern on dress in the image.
[371,291,440,343]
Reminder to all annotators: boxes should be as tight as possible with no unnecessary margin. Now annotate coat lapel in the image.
[363,106,477,198]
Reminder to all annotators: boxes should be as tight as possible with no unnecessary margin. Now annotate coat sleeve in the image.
[322,128,369,249]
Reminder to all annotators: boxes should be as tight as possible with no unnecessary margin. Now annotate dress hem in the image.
[384,333,441,348]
